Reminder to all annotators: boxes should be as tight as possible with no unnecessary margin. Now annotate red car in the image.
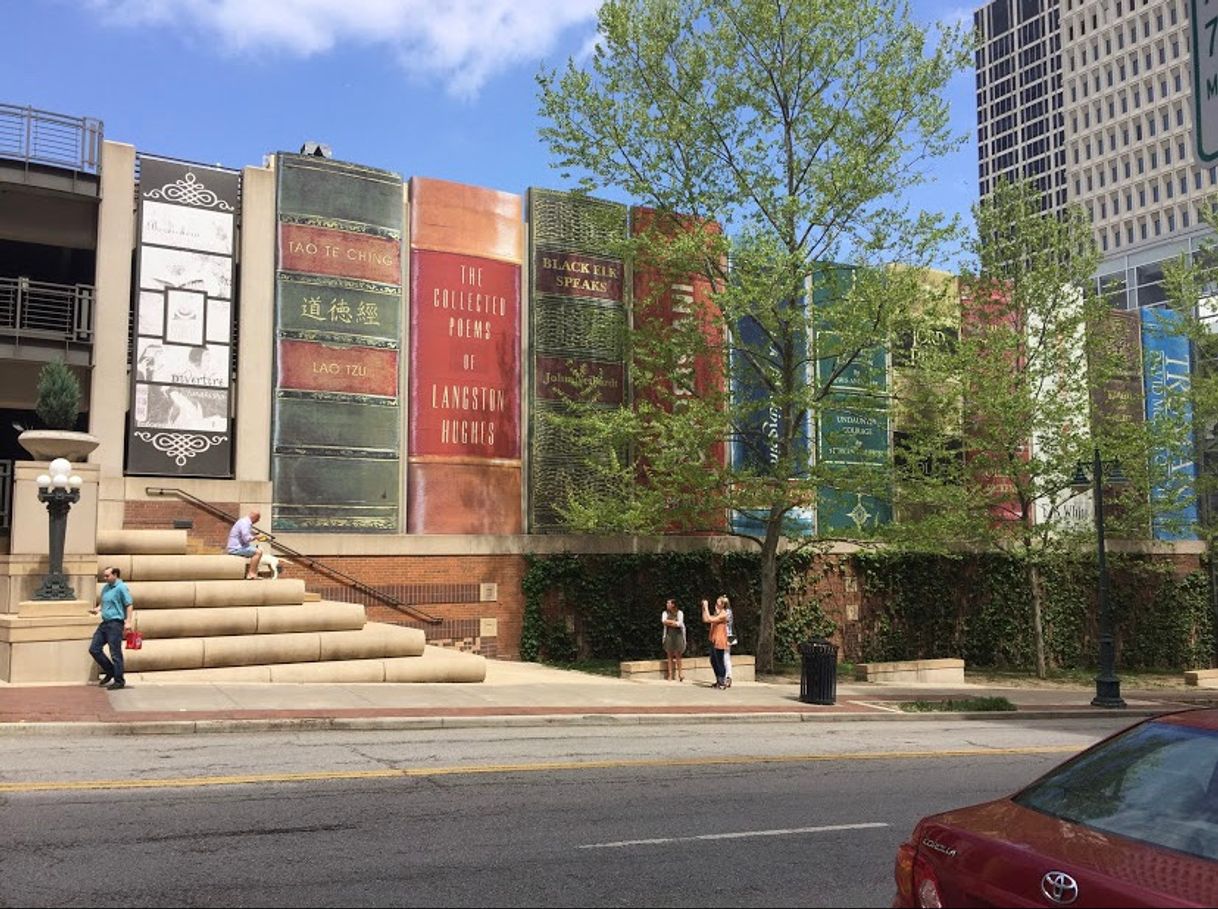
[893,708,1218,908]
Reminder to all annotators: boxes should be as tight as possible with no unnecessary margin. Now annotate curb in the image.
[0,706,1168,736]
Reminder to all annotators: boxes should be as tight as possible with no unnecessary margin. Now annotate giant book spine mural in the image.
[811,265,892,533]
[128,156,239,476]
[527,189,627,532]
[729,302,813,537]
[1141,306,1198,540]
[408,177,522,533]
[273,154,404,532]
[630,207,726,532]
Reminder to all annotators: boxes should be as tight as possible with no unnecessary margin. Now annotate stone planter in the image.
[17,430,100,462]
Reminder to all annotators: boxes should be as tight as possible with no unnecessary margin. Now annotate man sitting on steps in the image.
[226,509,263,580]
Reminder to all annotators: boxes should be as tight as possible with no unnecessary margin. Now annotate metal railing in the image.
[0,104,102,174]
[0,277,94,344]
[145,487,442,625]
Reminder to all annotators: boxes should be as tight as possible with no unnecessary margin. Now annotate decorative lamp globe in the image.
[48,458,71,478]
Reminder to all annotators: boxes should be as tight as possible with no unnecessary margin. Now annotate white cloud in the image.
[937,5,974,30]
[80,0,604,98]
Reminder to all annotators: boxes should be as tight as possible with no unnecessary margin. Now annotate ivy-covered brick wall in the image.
[854,551,1215,672]
[520,548,1216,672]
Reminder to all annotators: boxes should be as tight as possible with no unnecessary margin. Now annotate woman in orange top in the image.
[701,597,729,689]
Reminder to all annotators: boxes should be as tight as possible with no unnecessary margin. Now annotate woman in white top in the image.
[718,595,735,688]
[661,598,686,681]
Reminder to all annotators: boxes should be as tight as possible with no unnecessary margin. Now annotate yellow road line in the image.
[0,745,1085,794]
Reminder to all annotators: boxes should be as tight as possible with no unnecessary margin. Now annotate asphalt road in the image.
[0,717,1136,907]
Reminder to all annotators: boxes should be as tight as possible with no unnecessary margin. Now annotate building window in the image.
[1168,212,1176,230]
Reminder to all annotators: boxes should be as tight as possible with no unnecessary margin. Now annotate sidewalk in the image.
[0,661,1213,734]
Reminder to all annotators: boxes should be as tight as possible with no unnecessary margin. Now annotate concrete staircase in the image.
[98,530,486,683]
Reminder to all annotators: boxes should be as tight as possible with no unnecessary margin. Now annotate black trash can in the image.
[798,638,838,705]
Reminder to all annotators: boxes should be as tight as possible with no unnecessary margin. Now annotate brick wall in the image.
[124,500,238,552]
[296,555,525,659]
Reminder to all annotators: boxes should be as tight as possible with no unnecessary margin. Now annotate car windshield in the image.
[1014,719,1218,861]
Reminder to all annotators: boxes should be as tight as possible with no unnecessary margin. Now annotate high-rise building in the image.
[975,0,1215,308]
[974,0,1067,212]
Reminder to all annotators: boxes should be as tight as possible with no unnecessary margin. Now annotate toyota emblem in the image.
[1041,871,1079,905]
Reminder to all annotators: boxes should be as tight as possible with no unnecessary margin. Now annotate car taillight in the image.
[913,853,944,909]
[894,841,916,904]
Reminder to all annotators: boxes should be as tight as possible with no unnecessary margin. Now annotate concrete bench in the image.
[855,658,965,684]
[1184,668,1218,689]
[620,655,755,683]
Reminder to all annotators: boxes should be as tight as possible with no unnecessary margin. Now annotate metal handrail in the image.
[0,276,94,344]
[0,104,102,174]
[145,487,441,624]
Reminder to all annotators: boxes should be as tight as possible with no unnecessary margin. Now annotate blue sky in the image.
[5,0,978,262]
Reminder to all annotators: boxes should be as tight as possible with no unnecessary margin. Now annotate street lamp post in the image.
[1072,447,1127,709]
[32,457,82,601]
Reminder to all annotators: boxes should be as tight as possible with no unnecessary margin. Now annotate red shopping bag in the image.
[124,629,143,650]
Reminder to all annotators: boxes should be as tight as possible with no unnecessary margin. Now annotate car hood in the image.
[916,799,1218,908]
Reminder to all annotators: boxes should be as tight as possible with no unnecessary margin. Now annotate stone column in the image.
[88,140,136,480]
[89,141,136,534]
[235,163,276,486]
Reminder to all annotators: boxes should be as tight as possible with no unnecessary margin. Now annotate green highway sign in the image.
[1194,0,1218,161]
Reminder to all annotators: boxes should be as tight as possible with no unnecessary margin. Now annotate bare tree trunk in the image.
[756,510,782,673]
[1029,560,1047,679]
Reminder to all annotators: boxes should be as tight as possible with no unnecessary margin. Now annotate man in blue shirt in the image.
[226,509,263,579]
[90,566,133,690]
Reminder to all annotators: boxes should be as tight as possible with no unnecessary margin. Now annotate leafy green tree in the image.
[536,0,968,671]
[892,178,1179,677]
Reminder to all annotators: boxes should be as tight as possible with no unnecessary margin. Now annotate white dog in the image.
[256,543,282,580]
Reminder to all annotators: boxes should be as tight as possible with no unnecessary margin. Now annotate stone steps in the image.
[127,646,487,683]
[133,601,366,638]
[100,529,485,683]
[124,623,426,673]
[113,578,309,609]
